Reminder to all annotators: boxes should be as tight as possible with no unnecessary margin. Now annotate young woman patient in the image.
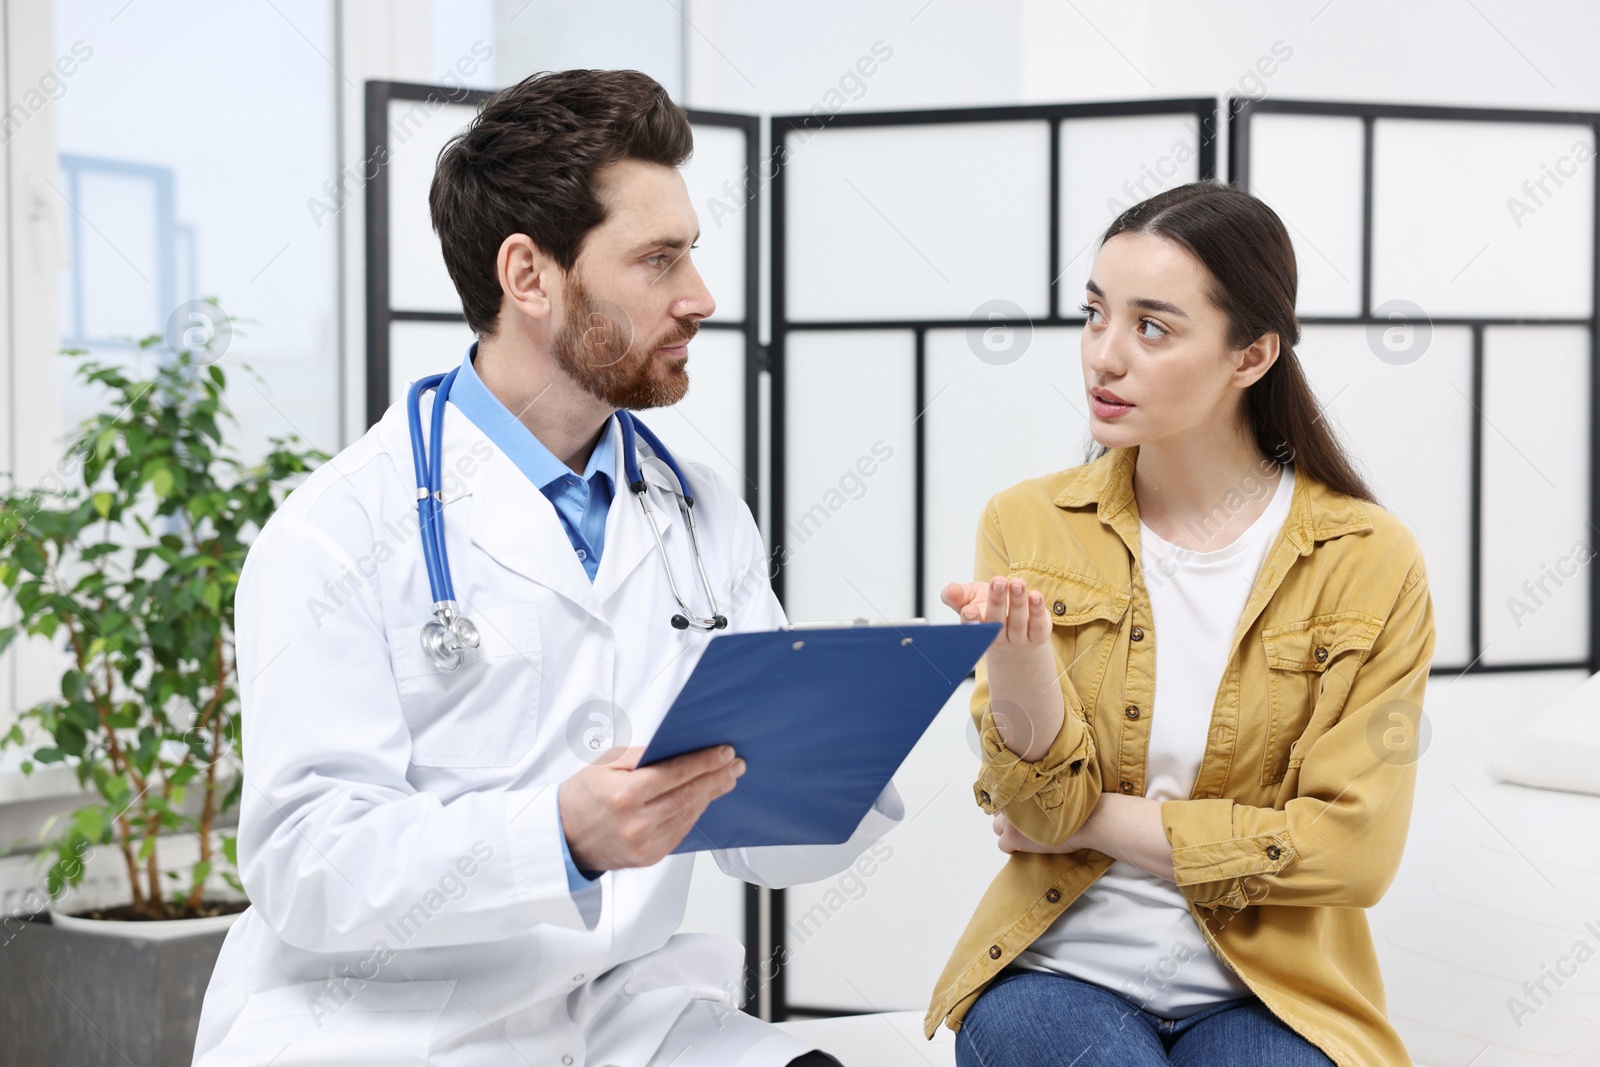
[925,182,1437,1067]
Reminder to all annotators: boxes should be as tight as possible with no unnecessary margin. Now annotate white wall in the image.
[684,1,1600,117]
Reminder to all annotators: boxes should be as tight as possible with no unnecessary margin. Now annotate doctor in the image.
[192,68,900,1067]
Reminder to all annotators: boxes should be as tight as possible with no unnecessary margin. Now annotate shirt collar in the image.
[449,342,615,494]
[1052,444,1372,553]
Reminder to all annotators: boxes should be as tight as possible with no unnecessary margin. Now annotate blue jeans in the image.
[955,968,1337,1066]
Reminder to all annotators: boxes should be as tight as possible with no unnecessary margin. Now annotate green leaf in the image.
[60,670,87,703]
[150,467,175,499]
[91,491,113,519]
[72,807,104,842]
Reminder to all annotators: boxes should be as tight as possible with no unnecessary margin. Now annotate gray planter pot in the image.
[0,910,233,1066]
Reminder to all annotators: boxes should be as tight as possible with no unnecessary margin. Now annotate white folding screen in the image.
[770,101,1216,1015]
[1235,99,1598,674]
[784,122,1052,322]
[1246,114,1366,317]
[1056,113,1208,313]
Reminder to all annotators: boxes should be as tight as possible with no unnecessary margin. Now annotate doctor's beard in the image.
[552,270,696,410]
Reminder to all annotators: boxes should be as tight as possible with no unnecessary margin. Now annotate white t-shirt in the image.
[1012,463,1296,1018]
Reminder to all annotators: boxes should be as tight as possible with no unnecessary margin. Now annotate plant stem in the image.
[185,632,228,914]
[55,556,147,914]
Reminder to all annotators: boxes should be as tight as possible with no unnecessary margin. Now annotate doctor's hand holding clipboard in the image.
[558,743,746,874]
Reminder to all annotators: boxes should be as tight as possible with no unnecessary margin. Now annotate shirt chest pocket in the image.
[1258,610,1384,785]
[386,604,543,769]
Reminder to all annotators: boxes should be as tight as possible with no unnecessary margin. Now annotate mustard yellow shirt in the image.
[926,445,1437,1067]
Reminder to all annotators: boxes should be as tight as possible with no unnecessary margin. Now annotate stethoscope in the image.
[407,367,728,671]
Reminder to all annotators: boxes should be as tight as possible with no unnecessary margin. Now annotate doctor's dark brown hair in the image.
[1086,181,1379,506]
[429,68,694,336]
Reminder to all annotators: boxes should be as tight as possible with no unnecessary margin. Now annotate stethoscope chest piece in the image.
[421,601,480,671]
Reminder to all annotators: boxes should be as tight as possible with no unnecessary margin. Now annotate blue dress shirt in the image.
[447,344,611,890]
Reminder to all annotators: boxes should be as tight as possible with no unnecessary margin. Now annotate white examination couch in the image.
[776,669,1600,1067]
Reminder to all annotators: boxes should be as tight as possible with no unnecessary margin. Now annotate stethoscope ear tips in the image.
[671,614,691,630]
[713,616,729,630]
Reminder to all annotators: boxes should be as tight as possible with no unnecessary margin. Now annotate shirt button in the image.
[1265,844,1282,860]
[1124,705,1140,720]
[1045,888,1061,903]
[1314,646,1328,663]
[562,1056,574,1066]
[573,973,585,982]
[1130,626,1144,641]
[1120,781,1135,794]
[576,549,587,560]
[1052,600,1066,616]
[989,945,1003,959]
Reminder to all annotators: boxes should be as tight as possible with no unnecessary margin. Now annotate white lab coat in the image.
[190,391,903,1067]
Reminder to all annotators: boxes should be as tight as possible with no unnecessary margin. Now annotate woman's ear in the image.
[496,233,555,322]
[1236,331,1280,387]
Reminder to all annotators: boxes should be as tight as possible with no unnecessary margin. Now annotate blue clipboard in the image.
[638,621,1001,853]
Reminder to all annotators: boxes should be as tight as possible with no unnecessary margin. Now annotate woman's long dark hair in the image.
[1083,181,1378,506]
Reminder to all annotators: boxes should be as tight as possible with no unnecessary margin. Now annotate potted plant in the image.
[0,308,321,1062]
[0,308,322,1058]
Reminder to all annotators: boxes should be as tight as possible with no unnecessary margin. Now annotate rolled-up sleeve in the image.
[969,498,1103,848]
[1161,552,1436,911]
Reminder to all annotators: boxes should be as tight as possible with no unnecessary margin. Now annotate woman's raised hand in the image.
[940,581,990,622]
[950,575,1060,764]
[977,576,1051,653]
[943,578,1051,649]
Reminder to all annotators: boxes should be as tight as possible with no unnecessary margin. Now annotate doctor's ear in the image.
[495,233,556,321]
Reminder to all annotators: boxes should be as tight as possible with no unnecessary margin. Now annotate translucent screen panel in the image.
[644,329,748,500]
[922,328,1092,617]
[783,678,1008,1010]
[389,320,476,409]
[74,170,161,340]
[782,331,916,623]
[388,100,478,314]
[1480,326,1591,666]
[784,123,1050,322]
[679,123,749,325]
[1296,325,1474,668]
[1056,114,1203,309]
[1245,114,1365,317]
[1372,119,1595,319]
